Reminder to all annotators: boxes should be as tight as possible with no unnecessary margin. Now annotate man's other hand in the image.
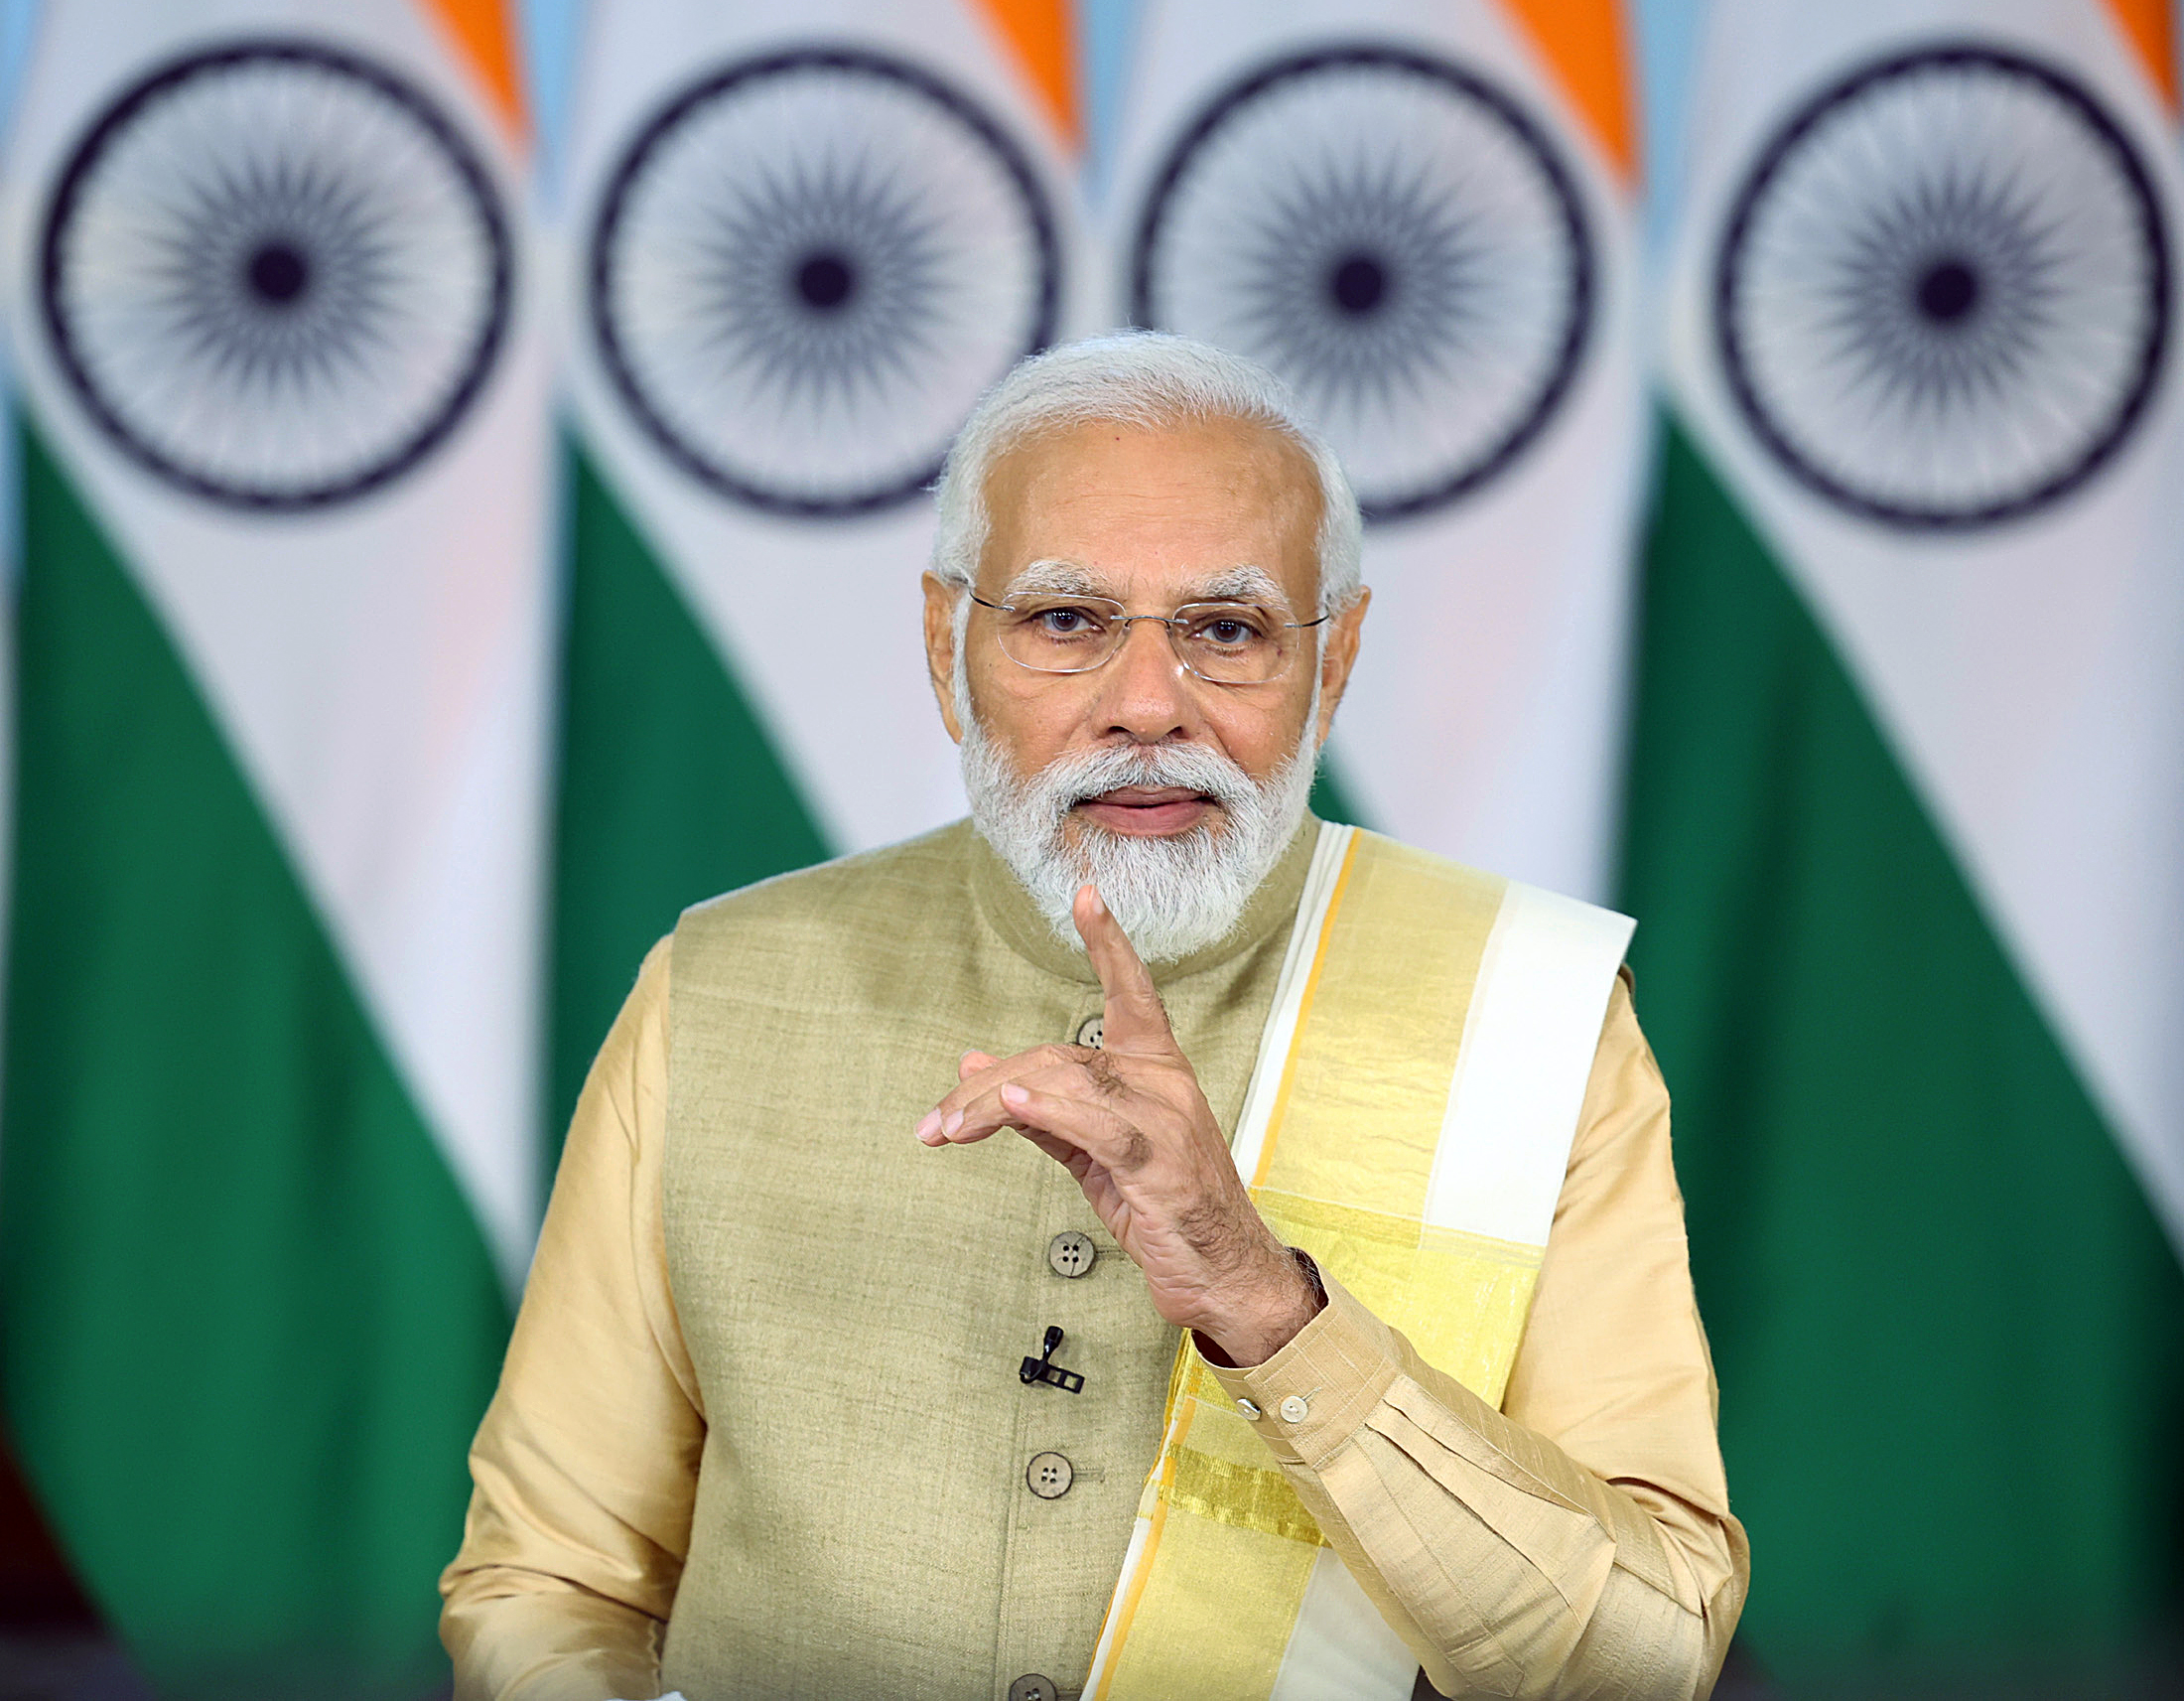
[914,884,1321,1366]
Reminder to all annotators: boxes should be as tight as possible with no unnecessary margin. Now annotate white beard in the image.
[960,709,1319,965]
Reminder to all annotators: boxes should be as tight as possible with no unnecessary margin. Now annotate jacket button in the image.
[1279,1394,1309,1423]
[1047,1230,1097,1278]
[1236,1396,1262,1419]
[1025,1452,1074,1499]
[1075,1015,1104,1049]
[1009,1677,1058,1701]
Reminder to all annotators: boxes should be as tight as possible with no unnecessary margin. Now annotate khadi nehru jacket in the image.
[440,819,1747,1700]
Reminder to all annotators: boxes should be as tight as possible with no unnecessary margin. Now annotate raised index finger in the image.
[1073,885,1177,1058]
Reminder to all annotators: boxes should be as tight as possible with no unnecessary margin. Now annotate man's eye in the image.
[1189,609,1272,647]
[1031,606,1103,637]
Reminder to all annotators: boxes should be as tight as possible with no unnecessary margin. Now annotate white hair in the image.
[930,332,1364,614]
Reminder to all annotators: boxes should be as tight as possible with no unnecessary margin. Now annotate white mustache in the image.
[1036,742,1260,817]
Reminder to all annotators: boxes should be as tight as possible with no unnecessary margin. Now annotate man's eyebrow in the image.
[1191,565,1288,605]
[1001,558,1104,598]
[997,560,1292,606]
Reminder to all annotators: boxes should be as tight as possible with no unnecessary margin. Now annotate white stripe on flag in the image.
[1661,0,2184,1246]
[561,0,1095,857]
[1106,0,1643,904]
[2,0,553,1280]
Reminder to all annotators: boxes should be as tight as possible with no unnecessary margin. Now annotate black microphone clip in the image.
[1020,1324,1084,1393]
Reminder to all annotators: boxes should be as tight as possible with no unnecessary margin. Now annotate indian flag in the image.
[1625,0,2184,1689]
[1102,0,1643,902]
[0,1,551,1694]
[551,0,1089,1130]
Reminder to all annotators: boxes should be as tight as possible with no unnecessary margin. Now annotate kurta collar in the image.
[966,813,1321,988]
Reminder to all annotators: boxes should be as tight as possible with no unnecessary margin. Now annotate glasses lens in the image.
[993,596,1126,673]
[1172,603,1289,683]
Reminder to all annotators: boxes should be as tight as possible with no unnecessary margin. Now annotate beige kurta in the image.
[441,821,1747,1700]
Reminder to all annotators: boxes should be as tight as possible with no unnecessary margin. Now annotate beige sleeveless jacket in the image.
[659,820,1316,1696]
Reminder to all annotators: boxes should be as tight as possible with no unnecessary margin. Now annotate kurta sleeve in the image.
[441,940,703,1701]
[1203,974,1750,1698]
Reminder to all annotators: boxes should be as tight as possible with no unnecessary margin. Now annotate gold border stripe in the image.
[1252,831,1360,1190]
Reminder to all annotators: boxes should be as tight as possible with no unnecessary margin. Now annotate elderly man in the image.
[441,335,1747,1700]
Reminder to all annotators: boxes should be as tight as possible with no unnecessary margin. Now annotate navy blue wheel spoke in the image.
[1713,44,2169,529]
[1131,45,1594,521]
[589,47,1060,518]
[39,39,511,510]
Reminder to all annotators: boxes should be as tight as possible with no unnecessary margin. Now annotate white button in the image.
[1075,1014,1104,1049]
[1279,1395,1309,1423]
[1047,1230,1097,1278]
[1235,1397,1262,1420]
[1026,1451,1074,1499]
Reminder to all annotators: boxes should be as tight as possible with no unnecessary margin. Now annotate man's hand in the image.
[914,885,1321,1366]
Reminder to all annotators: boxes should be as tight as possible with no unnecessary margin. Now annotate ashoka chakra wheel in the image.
[1714,44,2171,529]
[589,47,1062,517]
[40,40,512,510]
[1131,45,1595,522]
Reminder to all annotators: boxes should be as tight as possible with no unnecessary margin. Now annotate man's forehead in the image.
[1000,410,1307,472]
[987,418,1317,525]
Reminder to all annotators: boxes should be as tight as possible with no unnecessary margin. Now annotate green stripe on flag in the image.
[551,442,830,1143]
[1620,421,2184,1692]
[1,426,508,1698]
[1307,754,1365,828]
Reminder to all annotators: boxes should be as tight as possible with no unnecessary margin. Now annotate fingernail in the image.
[915,1111,941,1142]
[942,1109,964,1137]
[1001,1083,1028,1108]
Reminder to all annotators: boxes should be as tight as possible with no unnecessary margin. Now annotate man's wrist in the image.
[1196,1244,1327,1367]
[1287,1244,1327,1310]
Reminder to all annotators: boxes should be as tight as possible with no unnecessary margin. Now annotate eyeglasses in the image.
[969,592,1328,685]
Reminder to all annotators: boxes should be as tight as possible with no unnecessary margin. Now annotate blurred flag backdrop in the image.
[0,0,549,1694]
[548,0,1089,1132]
[1624,0,2184,1691]
[1104,0,1644,903]
[1,0,2182,1696]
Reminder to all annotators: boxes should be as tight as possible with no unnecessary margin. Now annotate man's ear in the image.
[1313,587,1370,746]
[922,573,966,745]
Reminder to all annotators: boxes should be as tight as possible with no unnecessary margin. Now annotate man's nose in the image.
[1090,617,1199,742]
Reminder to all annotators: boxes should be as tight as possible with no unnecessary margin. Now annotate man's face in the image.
[922,416,1369,854]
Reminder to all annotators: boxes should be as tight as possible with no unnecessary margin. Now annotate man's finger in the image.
[918,1049,1086,1145]
[936,1060,1100,1147]
[930,1058,1149,1162]
[1015,1123,1090,1175]
[1073,885,1177,1058]
[917,1043,1086,1144]
[1002,1079,1155,1172]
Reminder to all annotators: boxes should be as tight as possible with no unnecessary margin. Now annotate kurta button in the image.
[1047,1230,1097,1278]
[1236,1397,1262,1420]
[1075,1015,1104,1049]
[1279,1394,1309,1423]
[1026,1452,1074,1498]
[1009,1677,1057,1701]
